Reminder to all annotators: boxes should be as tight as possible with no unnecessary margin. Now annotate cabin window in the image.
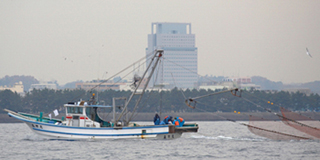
[86,107,95,120]
[67,107,83,114]
[86,107,92,116]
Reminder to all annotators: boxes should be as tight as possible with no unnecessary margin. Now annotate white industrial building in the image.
[29,83,57,91]
[0,81,24,94]
[146,22,198,89]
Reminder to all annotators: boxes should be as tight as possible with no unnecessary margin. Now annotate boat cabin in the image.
[64,101,113,128]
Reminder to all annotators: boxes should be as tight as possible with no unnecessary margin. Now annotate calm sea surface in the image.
[0,121,319,160]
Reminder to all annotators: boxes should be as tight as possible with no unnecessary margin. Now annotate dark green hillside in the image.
[1,88,319,114]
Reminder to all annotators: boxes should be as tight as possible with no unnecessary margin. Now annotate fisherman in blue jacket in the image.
[160,115,172,125]
[174,117,185,127]
[172,118,180,126]
[178,117,185,127]
[153,113,160,125]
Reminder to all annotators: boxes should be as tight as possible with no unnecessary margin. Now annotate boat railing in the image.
[4,109,37,122]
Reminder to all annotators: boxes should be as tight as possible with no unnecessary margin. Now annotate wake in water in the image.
[190,133,265,142]
[23,134,91,141]
[190,133,318,142]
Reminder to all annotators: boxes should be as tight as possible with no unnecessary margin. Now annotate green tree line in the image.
[1,88,320,114]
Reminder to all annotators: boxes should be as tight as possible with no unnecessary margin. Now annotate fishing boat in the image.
[4,50,198,140]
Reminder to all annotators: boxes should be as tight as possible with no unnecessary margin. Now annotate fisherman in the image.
[153,113,160,125]
[160,115,172,125]
[88,93,96,105]
[177,117,185,127]
[172,118,180,126]
[173,117,185,127]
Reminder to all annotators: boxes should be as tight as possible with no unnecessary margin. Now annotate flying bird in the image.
[306,48,312,58]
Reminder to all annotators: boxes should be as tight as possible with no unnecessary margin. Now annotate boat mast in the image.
[115,49,164,126]
[159,59,163,118]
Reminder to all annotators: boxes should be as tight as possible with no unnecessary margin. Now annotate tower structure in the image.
[146,22,198,89]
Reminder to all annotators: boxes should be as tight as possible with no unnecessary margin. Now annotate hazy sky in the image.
[1,0,320,85]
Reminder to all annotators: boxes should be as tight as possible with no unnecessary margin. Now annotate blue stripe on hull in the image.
[9,113,169,130]
[32,128,168,137]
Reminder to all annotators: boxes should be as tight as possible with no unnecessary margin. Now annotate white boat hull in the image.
[9,113,181,140]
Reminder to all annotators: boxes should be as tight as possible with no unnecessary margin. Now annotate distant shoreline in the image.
[1,112,320,123]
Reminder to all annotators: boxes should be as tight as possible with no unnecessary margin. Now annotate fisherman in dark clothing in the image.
[153,113,160,125]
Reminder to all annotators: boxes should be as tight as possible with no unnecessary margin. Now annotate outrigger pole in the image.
[185,88,241,109]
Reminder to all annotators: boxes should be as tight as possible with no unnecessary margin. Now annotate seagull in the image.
[306,48,312,58]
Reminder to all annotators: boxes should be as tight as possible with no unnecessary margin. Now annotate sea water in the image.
[0,122,319,160]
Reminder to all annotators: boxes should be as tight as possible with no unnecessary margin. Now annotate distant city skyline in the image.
[1,1,320,85]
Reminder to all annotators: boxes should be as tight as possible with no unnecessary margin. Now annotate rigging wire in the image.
[180,83,319,140]
[162,57,239,89]
[129,89,156,122]
[97,107,113,121]
[201,89,320,139]
[70,51,155,102]
[241,91,319,121]
[121,50,163,123]
[156,55,315,139]
[191,97,310,140]
[128,59,162,122]
[112,59,150,121]
[171,73,187,100]
[163,51,316,137]
[239,94,319,130]
[167,69,312,140]
[89,51,154,92]
[165,56,317,127]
